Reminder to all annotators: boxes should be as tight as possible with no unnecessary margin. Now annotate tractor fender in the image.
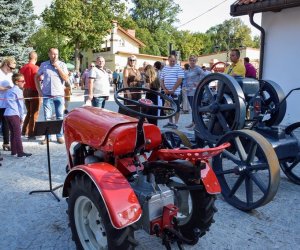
[63,163,142,229]
[201,162,221,194]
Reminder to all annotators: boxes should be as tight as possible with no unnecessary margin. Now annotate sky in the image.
[32,0,261,37]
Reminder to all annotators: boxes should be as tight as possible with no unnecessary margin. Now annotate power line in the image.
[178,0,229,28]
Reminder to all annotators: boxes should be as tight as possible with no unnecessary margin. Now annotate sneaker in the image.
[11,153,17,157]
[17,152,32,158]
[163,122,173,128]
[57,137,65,144]
[40,139,48,145]
[187,124,195,131]
[170,124,178,129]
[185,123,194,128]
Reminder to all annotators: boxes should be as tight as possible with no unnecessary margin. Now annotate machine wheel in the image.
[193,73,246,144]
[161,129,193,149]
[210,61,226,73]
[280,122,300,184]
[68,174,136,250]
[167,171,217,244]
[212,130,280,211]
[259,80,287,126]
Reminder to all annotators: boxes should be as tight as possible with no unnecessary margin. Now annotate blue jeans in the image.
[43,96,64,138]
[92,96,106,108]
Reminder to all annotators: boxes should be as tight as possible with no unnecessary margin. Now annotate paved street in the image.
[0,89,299,250]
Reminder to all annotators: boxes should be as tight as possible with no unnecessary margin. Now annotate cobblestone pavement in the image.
[0,89,299,250]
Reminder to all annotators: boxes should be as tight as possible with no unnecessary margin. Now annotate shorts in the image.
[169,94,181,113]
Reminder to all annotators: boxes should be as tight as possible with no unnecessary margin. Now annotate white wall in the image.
[262,7,300,123]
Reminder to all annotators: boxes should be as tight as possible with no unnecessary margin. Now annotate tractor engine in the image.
[130,172,176,235]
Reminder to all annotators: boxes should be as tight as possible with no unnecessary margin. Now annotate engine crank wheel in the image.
[259,80,286,126]
[212,130,280,211]
[68,174,135,250]
[193,73,246,144]
[161,129,193,149]
[167,171,217,245]
[280,123,300,184]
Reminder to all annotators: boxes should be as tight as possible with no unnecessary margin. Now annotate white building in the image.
[82,21,167,71]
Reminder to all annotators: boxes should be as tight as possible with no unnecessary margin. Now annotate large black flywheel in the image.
[259,80,287,126]
[212,130,280,211]
[193,73,246,144]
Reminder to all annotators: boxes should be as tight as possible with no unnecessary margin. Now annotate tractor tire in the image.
[68,174,136,250]
[168,170,217,245]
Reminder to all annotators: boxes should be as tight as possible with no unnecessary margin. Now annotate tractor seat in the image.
[157,142,230,163]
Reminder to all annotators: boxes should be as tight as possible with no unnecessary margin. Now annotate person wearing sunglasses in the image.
[119,55,142,115]
[4,73,32,157]
[0,57,16,151]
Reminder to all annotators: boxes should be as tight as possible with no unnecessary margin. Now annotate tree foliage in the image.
[205,18,254,53]
[28,26,74,63]
[131,0,181,34]
[42,0,126,70]
[0,0,36,65]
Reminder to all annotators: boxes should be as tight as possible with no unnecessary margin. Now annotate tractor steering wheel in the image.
[114,87,177,119]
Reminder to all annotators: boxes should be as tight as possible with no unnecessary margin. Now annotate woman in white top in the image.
[0,57,16,151]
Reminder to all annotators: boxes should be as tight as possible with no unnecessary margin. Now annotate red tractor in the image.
[62,88,229,249]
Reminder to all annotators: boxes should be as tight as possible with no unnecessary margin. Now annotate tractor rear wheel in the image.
[68,175,136,250]
[161,129,193,149]
[167,171,217,244]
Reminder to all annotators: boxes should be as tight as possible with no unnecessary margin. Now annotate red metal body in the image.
[64,107,161,159]
[63,163,142,229]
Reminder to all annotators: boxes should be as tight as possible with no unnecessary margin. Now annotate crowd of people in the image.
[0,47,257,163]
[0,47,69,160]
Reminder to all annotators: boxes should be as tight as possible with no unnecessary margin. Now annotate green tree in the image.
[172,31,207,60]
[131,0,181,34]
[28,26,74,63]
[0,0,36,65]
[205,18,253,54]
[128,0,181,56]
[42,0,126,70]
[252,35,260,48]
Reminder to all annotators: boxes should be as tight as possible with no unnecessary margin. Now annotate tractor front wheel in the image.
[68,175,136,250]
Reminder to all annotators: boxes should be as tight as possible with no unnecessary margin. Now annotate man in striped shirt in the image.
[160,55,184,128]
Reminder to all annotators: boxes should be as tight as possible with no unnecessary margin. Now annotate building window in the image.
[119,39,125,47]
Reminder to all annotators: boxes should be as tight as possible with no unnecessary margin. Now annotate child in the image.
[4,73,32,157]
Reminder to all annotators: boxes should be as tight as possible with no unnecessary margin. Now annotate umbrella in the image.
[66,62,75,70]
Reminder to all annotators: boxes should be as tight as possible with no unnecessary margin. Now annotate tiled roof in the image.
[235,0,263,5]
[231,0,300,16]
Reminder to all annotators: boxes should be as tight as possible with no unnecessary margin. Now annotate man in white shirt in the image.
[88,56,110,108]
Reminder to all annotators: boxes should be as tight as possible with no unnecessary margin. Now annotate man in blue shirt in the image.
[35,48,69,144]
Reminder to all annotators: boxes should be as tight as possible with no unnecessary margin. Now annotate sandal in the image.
[3,144,11,151]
